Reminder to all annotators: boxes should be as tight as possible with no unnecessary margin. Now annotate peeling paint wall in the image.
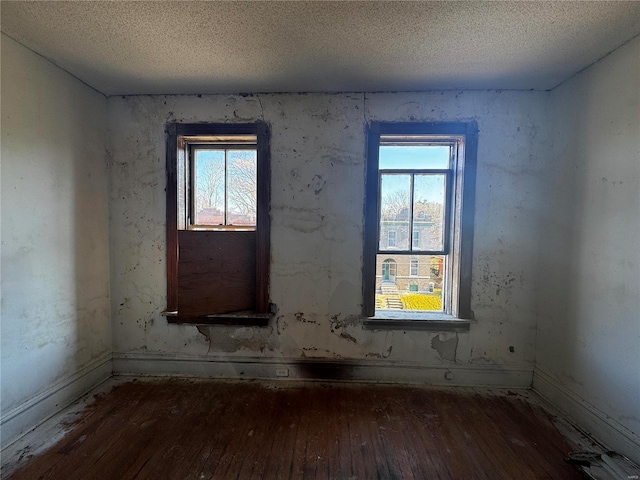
[108,89,548,376]
[1,35,111,429]
[536,36,640,460]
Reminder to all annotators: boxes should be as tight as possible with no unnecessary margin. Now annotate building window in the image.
[410,258,419,276]
[165,123,270,323]
[363,122,477,319]
[387,230,397,248]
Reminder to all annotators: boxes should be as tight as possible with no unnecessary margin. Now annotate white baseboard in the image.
[533,366,640,464]
[113,353,533,388]
[0,353,113,450]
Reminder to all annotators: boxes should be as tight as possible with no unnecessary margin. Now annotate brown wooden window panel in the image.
[165,123,270,324]
[363,122,478,321]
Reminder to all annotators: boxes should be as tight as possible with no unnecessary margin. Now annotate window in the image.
[412,229,420,248]
[363,122,477,320]
[165,123,270,323]
[387,230,397,248]
[410,258,419,276]
[191,147,257,228]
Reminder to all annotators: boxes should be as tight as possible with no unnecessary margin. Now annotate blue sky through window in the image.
[379,145,449,170]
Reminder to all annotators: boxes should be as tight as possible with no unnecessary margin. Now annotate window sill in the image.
[161,310,271,326]
[363,311,471,331]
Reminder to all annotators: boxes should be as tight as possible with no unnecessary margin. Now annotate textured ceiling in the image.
[2,1,640,96]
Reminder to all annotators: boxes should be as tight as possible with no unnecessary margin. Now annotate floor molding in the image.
[1,353,113,450]
[113,353,533,387]
[533,366,640,464]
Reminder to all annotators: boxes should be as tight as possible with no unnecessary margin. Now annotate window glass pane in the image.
[379,174,410,250]
[227,149,257,226]
[375,254,445,312]
[413,174,446,251]
[194,149,225,225]
[379,145,449,170]
[178,145,187,230]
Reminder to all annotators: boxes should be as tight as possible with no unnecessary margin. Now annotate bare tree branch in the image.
[196,155,224,209]
[381,190,410,220]
[228,152,257,217]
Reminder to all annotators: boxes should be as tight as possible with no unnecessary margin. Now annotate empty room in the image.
[1,1,639,479]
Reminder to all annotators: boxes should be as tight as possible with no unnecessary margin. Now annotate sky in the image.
[379,145,449,204]
[379,145,449,170]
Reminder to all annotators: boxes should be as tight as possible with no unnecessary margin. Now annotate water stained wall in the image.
[107,90,548,377]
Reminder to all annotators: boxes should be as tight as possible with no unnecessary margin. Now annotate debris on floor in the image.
[566,451,640,480]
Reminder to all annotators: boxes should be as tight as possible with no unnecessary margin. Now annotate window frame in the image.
[165,123,270,318]
[363,122,477,321]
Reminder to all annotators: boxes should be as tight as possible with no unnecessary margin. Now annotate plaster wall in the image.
[1,35,111,443]
[535,36,640,460]
[108,90,548,379]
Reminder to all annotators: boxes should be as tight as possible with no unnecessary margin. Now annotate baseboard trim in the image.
[533,366,640,463]
[113,353,533,388]
[0,352,113,449]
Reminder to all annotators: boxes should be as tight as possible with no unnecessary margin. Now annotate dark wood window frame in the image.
[363,122,478,327]
[165,123,271,325]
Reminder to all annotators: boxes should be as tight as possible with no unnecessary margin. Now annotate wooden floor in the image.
[7,380,584,480]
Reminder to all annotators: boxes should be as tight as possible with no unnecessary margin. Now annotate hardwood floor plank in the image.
[81,383,200,480]
[49,383,158,480]
[189,383,257,480]
[7,381,583,480]
[446,396,531,480]
[205,385,262,479]
[450,394,534,479]
[403,389,455,479]
[170,384,234,480]
[345,387,378,480]
[363,389,402,480]
[300,384,327,480]
[259,386,302,479]
[131,382,226,480]
[374,389,418,479]
[236,385,284,480]
[333,386,355,479]
[343,392,373,478]
[10,383,147,480]
[485,396,582,479]
[288,385,314,479]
